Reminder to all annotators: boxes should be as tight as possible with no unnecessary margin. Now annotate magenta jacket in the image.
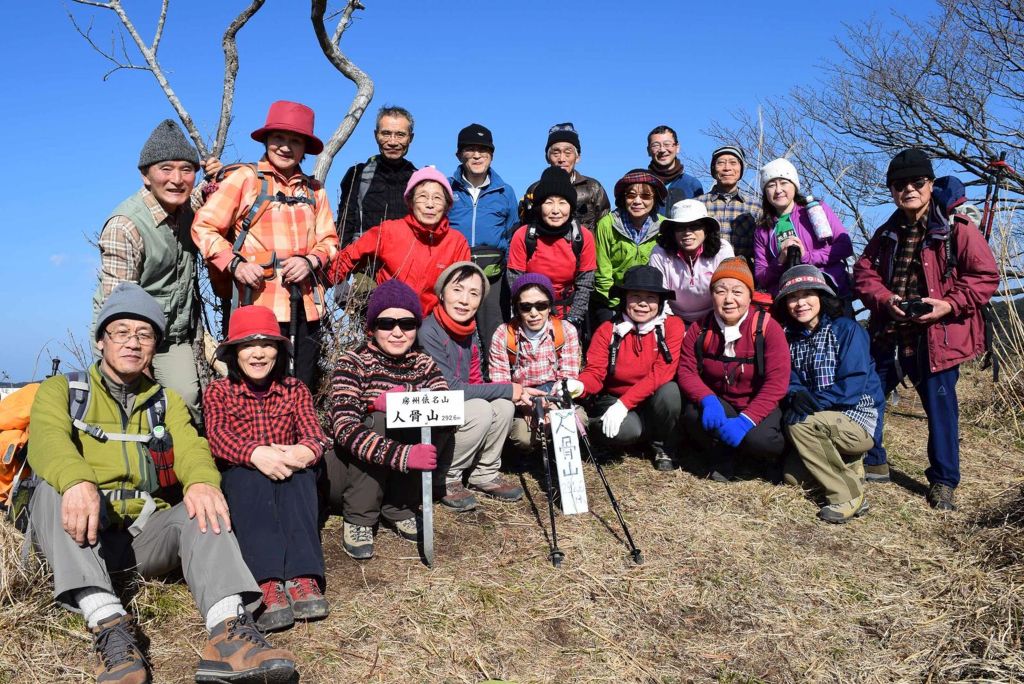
[853,206,999,373]
[754,200,853,296]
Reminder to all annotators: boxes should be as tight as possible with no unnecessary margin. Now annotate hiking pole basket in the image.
[532,396,565,568]
[554,384,644,565]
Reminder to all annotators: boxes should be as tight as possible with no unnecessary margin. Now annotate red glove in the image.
[406,444,437,471]
[371,385,404,413]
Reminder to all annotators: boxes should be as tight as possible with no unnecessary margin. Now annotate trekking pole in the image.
[983,152,1015,242]
[567,392,643,565]
[533,396,564,568]
[48,357,61,378]
[420,426,434,567]
[288,284,301,378]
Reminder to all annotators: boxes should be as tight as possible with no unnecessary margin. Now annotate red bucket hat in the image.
[250,100,324,155]
[215,306,293,361]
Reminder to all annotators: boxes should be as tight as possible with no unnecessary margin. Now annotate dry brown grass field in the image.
[2,364,1023,684]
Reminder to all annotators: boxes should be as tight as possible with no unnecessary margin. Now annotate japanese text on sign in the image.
[386,390,465,428]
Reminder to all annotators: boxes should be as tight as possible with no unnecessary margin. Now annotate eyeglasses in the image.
[625,192,655,201]
[890,177,930,193]
[674,225,705,233]
[413,194,446,205]
[648,142,677,151]
[517,301,551,314]
[104,328,157,345]
[373,317,419,332]
[376,130,410,141]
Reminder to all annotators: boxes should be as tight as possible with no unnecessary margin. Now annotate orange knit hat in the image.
[710,257,755,293]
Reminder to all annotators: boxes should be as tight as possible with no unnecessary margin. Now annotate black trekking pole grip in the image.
[785,244,802,270]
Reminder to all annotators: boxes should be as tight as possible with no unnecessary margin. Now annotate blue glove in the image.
[718,414,755,448]
[700,395,727,432]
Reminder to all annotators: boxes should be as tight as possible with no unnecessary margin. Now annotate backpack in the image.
[694,305,769,379]
[207,163,319,300]
[3,371,175,533]
[606,317,673,377]
[0,384,39,511]
[506,318,567,371]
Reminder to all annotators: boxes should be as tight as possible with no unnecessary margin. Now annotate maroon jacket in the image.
[676,311,790,424]
[853,205,998,373]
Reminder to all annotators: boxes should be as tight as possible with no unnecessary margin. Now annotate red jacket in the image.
[579,315,684,409]
[676,311,790,424]
[853,206,999,373]
[328,215,471,315]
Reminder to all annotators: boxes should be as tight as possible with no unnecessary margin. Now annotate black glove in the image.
[788,390,821,417]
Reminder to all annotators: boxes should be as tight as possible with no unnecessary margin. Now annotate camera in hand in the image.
[896,298,933,319]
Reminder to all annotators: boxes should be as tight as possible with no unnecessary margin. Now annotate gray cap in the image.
[95,282,167,342]
[138,119,200,171]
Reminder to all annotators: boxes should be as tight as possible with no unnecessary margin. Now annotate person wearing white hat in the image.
[648,199,735,322]
[753,157,854,297]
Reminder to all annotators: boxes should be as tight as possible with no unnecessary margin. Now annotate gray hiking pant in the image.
[28,481,260,616]
[447,398,515,486]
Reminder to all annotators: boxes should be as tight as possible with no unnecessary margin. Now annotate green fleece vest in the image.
[92,191,197,343]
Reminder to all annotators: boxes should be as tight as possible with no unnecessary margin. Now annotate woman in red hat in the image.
[193,100,340,389]
[203,305,330,633]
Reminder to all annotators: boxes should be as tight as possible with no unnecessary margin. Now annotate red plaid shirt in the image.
[487,319,581,387]
[203,376,328,466]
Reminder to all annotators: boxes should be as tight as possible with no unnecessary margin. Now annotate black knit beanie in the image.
[138,119,200,171]
[886,149,934,186]
[545,122,581,155]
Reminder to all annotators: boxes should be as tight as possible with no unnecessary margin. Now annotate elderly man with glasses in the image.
[853,148,998,511]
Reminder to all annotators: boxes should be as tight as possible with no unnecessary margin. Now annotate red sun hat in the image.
[250,100,324,155]
[215,305,293,361]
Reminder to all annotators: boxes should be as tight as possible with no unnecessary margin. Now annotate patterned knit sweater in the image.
[331,340,448,471]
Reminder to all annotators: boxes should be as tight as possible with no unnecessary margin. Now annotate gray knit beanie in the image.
[138,119,200,171]
[95,282,167,342]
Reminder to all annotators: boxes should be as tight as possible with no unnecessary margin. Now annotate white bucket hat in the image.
[660,199,722,233]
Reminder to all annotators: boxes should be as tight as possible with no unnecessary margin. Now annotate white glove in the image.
[601,400,629,439]
[564,379,585,398]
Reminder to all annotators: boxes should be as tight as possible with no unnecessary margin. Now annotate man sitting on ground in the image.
[26,283,297,684]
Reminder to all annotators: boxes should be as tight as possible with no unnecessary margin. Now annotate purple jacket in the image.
[754,200,853,296]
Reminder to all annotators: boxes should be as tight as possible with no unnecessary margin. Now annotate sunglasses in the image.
[890,177,930,193]
[517,301,551,314]
[373,317,419,332]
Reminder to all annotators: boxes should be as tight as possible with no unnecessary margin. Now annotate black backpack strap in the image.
[694,314,712,376]
[753,308,766,378]
[654,323,672,363]
[571,222,584,269]
[607,326,624,377]
[525,224,538,262]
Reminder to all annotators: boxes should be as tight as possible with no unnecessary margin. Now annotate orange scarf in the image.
[434,306,476,341]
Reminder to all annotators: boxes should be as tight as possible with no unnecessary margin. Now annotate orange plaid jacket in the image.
[192,160,339,322]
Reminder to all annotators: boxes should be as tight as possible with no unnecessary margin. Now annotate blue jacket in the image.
[662,173,704,212]
[448,166,519,250]
[786,314,885,434]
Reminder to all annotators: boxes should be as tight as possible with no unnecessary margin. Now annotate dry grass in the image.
[1,367,1023,684]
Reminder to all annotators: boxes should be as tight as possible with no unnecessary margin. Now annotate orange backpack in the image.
[0,384,39,508]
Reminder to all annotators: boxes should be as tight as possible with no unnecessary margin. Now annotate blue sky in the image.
[1,0,919,381]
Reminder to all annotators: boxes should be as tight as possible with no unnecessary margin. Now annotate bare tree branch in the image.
[310,0,373,181]
[212,0,267,159]
[151,0,169,55]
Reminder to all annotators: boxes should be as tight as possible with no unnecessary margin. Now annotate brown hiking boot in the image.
[440,480,478,511]
[195,608,296,683]
[927,483,957,511]
[90,613,150,684]
[470,474,524,502]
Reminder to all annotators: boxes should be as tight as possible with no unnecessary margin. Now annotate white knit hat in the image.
[759,157,801,191]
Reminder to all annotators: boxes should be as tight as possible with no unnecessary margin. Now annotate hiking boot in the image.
[440,481,478,511]
[195,609,296,684]
[818,493,870,524]
[385,516,419,542]
[285,577,329,621]
[864,463,891,483]
[343,521,374,560]
[470,474,524,502]
[651,443,676,472]
[709,469,736,483]
[90,613,150,684]
[255,580,293,633]
[927,483,957,511]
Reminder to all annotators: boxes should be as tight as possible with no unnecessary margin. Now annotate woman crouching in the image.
[776,265,883,523]
[204,305,329,633]
[326,279,448,560]
[419,262,544,512]
[677,257,790,480]
[576,265,684,471]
